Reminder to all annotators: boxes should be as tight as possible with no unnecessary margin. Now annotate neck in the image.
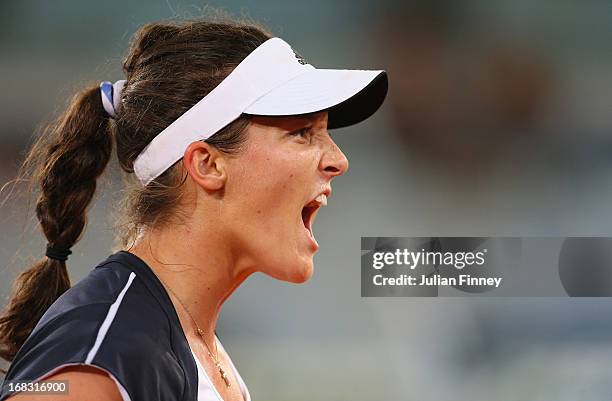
[127,221,253,348]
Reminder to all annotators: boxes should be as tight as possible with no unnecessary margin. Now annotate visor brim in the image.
[243,69,388,129]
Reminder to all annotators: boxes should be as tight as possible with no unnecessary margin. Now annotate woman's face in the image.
[224,111,348,283]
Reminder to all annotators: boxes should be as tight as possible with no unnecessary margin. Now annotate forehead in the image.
[248,111,328,132]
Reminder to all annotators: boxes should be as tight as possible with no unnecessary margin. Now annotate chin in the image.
[290,264,314,284]
[268,259,314,284]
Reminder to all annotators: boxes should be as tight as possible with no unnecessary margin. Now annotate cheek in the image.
[240,171,297,218]
[233,147,315,213]
[247,171,299,238]
[226,151,317,278]
[225,154,294,242]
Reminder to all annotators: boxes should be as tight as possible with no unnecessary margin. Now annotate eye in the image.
[288,126,313,138]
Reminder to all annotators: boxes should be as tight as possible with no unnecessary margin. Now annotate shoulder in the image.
[5,365,124,401]
[0,255,186,401]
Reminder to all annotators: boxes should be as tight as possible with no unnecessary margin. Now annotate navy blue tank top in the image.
[0,251,248,401]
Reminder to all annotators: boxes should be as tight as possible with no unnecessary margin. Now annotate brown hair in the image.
[0,16,272,366]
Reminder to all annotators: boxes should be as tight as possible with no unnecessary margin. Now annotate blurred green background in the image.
[2,1,612,400]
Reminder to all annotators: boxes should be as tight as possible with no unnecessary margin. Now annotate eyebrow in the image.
[248,111,326,132]
[288,112,328,130]
[284,118,313,132]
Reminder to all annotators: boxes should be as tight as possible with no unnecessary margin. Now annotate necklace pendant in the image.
[219,366,231,387]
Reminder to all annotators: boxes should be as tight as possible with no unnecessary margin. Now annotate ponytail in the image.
[0,83,113,365]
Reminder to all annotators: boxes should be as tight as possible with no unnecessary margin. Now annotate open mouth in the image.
[301,194,328,239]
[301,204,319,238]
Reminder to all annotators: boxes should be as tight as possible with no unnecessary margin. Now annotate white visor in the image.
[133,37,388,186]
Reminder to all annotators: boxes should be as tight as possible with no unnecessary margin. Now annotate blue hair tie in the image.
[100,80,126,118]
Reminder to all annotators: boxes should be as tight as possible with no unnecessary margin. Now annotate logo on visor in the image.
[292,49,307,65]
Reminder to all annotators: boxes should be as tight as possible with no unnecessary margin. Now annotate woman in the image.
[0,17,387,401]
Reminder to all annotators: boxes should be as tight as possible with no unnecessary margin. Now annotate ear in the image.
[182,141,226,191]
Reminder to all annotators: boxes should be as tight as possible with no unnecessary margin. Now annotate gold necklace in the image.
[157,276,231,387]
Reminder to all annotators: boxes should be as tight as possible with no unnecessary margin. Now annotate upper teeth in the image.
[315,194,328,206]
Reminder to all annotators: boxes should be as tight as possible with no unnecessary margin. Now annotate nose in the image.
[320,136,349,178]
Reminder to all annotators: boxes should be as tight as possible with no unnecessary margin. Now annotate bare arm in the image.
[6,365,124,401]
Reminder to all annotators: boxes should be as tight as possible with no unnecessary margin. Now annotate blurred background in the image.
[2,0,612,399]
